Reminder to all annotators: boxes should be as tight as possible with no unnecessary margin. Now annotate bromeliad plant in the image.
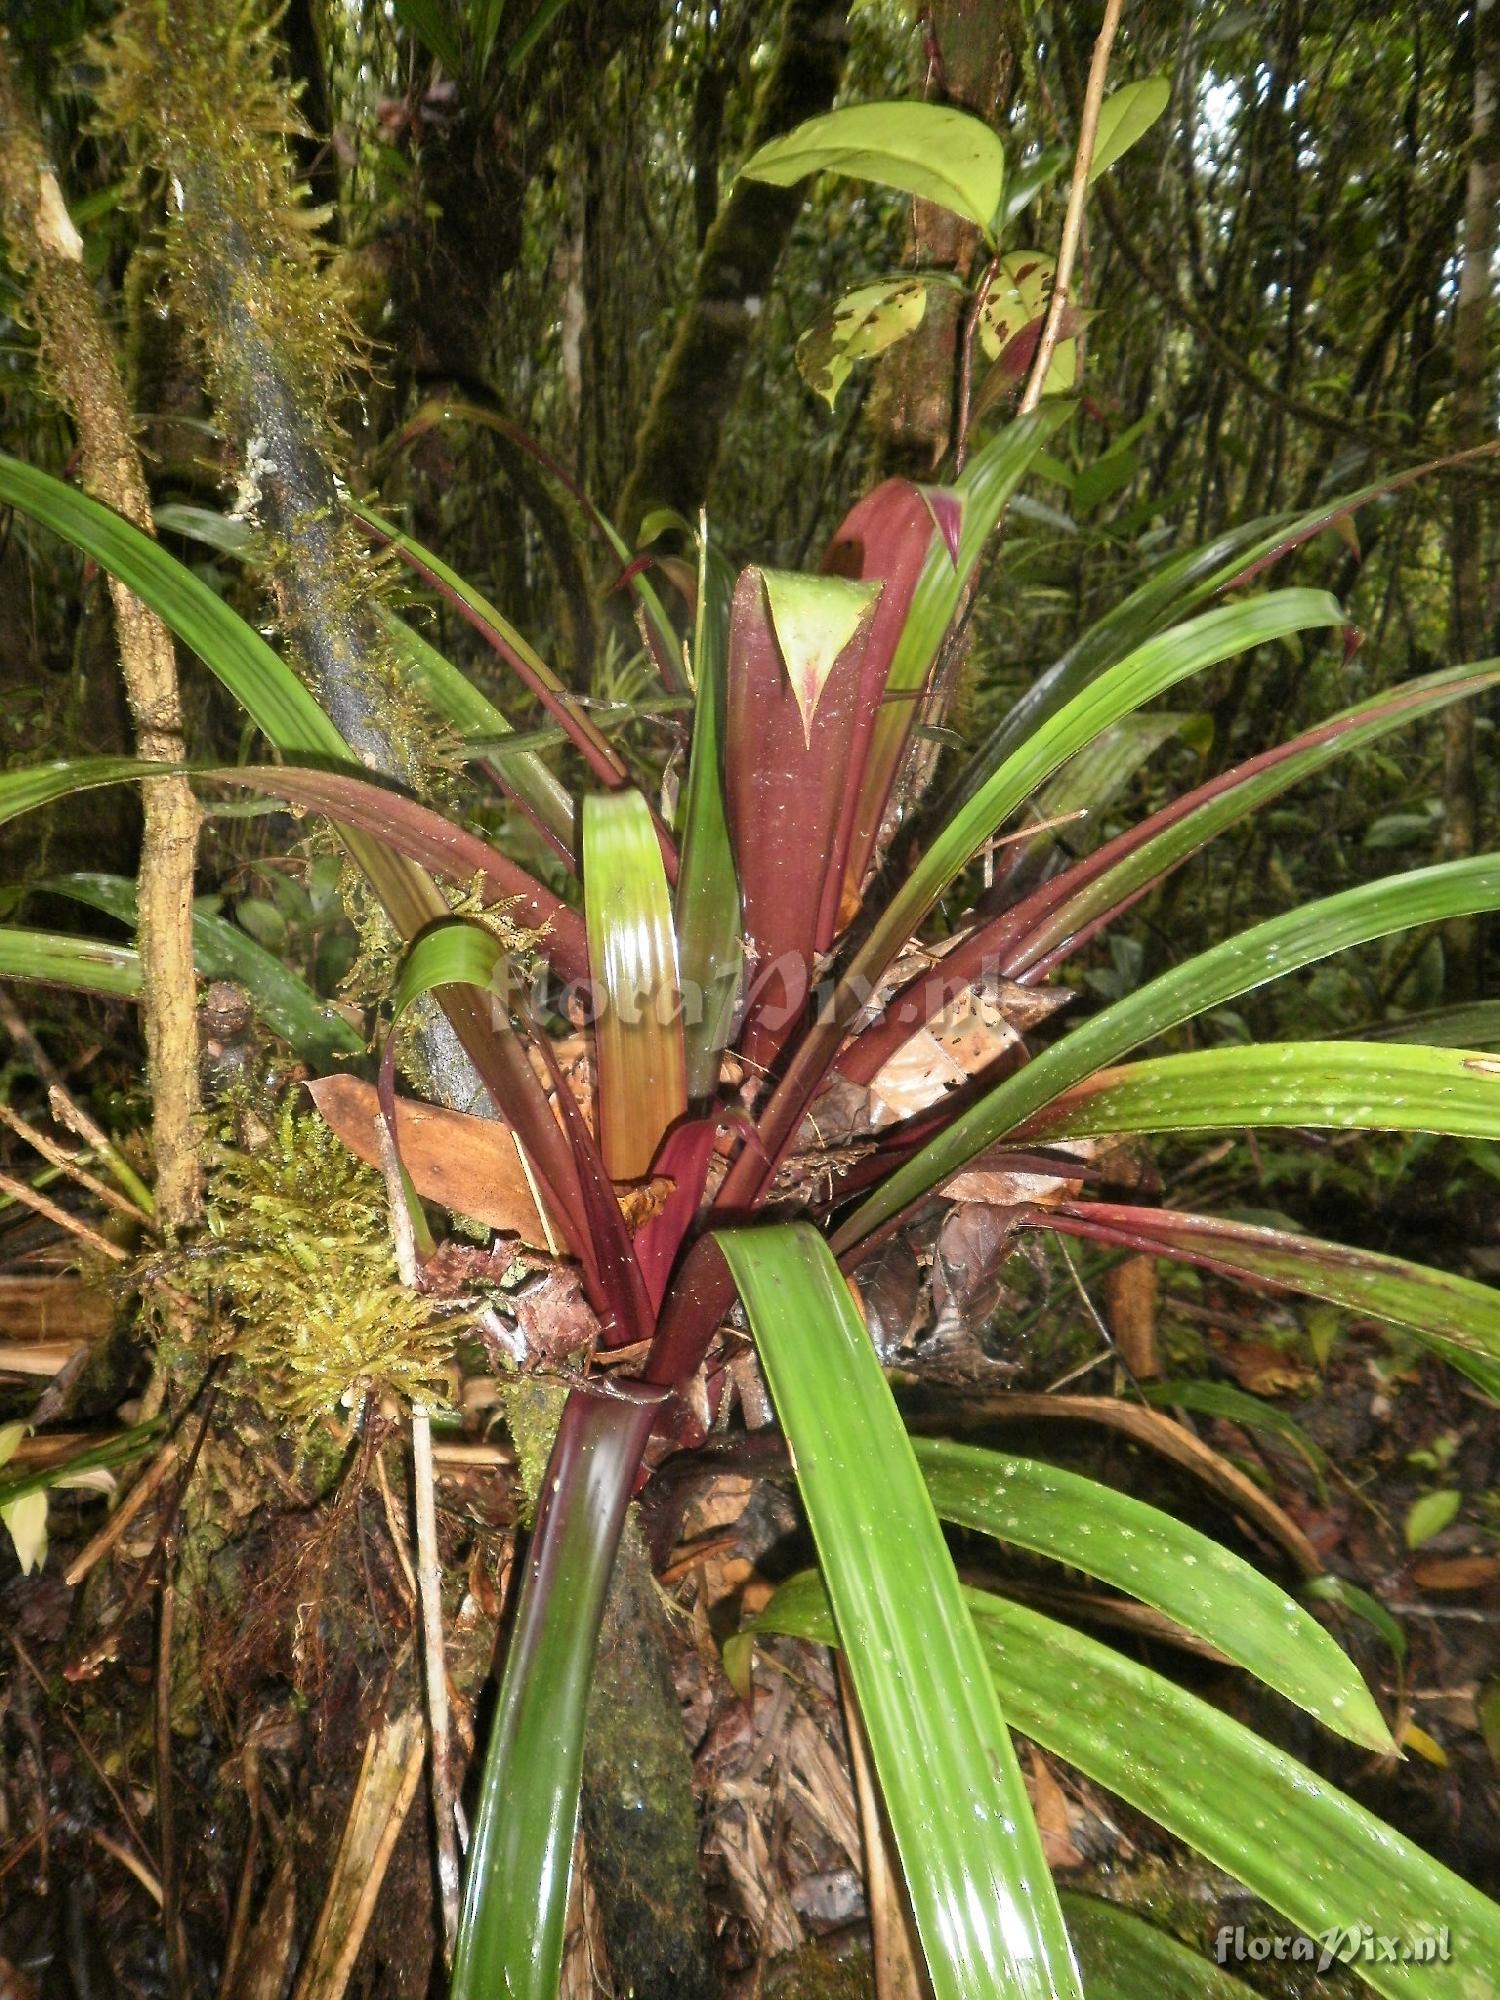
[8,427,1500,1998]
[5,100,1500,2000]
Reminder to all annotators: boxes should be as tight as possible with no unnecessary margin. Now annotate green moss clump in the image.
[87,0,434,782]
[188,1099,458,1422]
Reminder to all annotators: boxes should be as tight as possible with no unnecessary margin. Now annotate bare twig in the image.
[412,1404,462,1959]
[1018,0,1125,416]
[66,1381,218,1681]
[157,1565,191,1998]
[0,1165,129,1263]
[0,1101,155,1228]
[65,1437,183,1587]
[0,986,155,1216]
[372,1444,419,1602]
[374,1118,462,1960]
[88,1826,165,1908]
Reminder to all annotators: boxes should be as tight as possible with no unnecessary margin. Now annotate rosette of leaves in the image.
[3,82,1500,2000]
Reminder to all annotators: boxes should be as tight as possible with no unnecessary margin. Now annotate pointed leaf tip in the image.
[757,568,881,744]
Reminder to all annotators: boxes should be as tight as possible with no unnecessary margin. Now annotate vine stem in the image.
[1018,0,1126,416]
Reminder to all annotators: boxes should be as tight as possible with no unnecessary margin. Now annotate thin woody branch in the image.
[0,35,201,1230]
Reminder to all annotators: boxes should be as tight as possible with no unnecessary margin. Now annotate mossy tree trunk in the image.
[1444,0,1498,999]
[616,0,848,542]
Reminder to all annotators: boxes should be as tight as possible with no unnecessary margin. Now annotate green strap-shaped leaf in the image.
[911,1438,1387,1748]
[716,1223,1082,2000]
[1025,1042,1500,1146]
[743,1575,1500,2000]
[0,459,565,1163]
[0,1420,164,1511]
[944,475,1411,818]
[1136,1381,1330,1487]
[830,410,1072,915]
[1347,998,1500,1049]
[675,520,742,1098]
[739,100,1006,239]
[1059,1895,1258,2000]
[0,755,169,828]
[837,853,1500,1249]
[0,457,348,760]
[582,791,687,1180]
[884,405,1072,733]
[1007,660,1500,975]
[860,590,1340,993]
[452,1390,661,2000]
[752,585,1348,1194]
[382,608,578,857]
[0,926,142,1000]
[1043,1201,1500,1385]
[44,873,364,1072]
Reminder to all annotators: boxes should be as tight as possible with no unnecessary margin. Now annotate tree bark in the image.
[0,35,202,1230]
[1444,0,1498,998]
[616,0,847,541]
[869,0,1018,477]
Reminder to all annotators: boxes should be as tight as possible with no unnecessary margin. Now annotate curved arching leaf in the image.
[912,1438,1389,1748]
[717,1223,1082,2000]
[0,927,142,1000]
[836,853,1500,1249]
[741,1575,1500,2000]
[1019,1042,1500,1148]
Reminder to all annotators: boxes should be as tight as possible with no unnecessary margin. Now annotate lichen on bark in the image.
[88,0,421,778]
[0,29,202,1231]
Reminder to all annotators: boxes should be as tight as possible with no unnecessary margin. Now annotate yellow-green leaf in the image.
[1405,1489,1461,1549]
[740,101,1005,239]
[796,279,930,409]
[2,1488,48,1574]
[758,569,881,744]
[583,790,688,1179]
[1088,76,1172,184]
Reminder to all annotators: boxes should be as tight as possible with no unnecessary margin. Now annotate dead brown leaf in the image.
[1105,1256,1158,1379]
[1409,1555,1500,1592]
[307,1074,546,1242]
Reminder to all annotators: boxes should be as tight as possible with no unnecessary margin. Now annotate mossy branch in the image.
[91,0,485,1117]
[0,32,202,1230]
